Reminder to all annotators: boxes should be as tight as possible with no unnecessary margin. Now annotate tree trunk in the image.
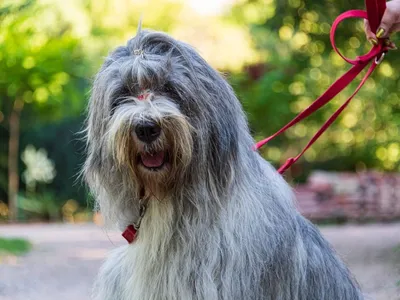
[7,99,24,222]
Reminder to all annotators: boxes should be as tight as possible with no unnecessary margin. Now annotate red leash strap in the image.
[254,0,388,174]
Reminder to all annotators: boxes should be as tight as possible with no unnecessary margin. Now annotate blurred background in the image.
[0,0,399,299]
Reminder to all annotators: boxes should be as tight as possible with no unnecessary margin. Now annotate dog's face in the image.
[107,90,193,195]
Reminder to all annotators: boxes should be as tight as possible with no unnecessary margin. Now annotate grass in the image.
[0,237,31,255]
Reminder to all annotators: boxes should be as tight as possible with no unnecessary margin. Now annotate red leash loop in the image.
[255,0,388,174]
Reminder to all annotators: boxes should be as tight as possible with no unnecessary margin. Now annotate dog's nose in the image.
[135,121,161,143]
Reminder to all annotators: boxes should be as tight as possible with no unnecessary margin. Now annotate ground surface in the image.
[0,223,399,300]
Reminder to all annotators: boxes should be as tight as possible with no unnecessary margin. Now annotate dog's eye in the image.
[110,87,132,114]
[110,97,131,115]
[111,98,122,113]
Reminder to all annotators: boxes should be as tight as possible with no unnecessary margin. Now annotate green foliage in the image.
[0,0,91,121]
[17,193,61,221]
[0,237,31,255]
[230,0,400,177]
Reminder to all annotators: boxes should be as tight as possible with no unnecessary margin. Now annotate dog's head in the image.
[84,29,252,227]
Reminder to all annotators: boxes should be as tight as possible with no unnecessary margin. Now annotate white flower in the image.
[21,145,56,190]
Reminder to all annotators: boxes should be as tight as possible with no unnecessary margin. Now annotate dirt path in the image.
[0,223,399,300]
[321,223,400,300]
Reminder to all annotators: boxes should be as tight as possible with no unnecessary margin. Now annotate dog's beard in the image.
[108,107,193,199]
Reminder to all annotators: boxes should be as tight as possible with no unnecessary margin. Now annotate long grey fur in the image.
[84,28,364,300]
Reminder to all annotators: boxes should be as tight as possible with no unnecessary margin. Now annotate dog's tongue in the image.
[141,152,165,168]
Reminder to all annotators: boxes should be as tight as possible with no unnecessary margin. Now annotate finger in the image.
[377,10,397,38]
[384,38,397,50]
[364,20,378,45]
[388,42,397,50]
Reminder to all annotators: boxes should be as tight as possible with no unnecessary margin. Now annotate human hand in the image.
[364,0,400,49]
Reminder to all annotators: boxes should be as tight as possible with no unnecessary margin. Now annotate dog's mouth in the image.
[138,151,169,171]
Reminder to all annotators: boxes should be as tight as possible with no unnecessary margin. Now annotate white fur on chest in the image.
[123,201,196,300]
[93,199,221,300]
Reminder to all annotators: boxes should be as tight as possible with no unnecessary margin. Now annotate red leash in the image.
[254,0,389,174]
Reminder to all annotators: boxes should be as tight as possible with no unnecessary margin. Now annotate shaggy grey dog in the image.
[84,28,364,300]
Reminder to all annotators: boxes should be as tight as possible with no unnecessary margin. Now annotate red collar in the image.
[122,225,137,244]
[122,196,148,244]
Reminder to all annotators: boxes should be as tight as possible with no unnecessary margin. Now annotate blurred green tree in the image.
[0,0,91,220]
[228,0,400,180]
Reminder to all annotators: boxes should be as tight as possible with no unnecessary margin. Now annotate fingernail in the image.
[369,38,378,46]
[376,28,385,38]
